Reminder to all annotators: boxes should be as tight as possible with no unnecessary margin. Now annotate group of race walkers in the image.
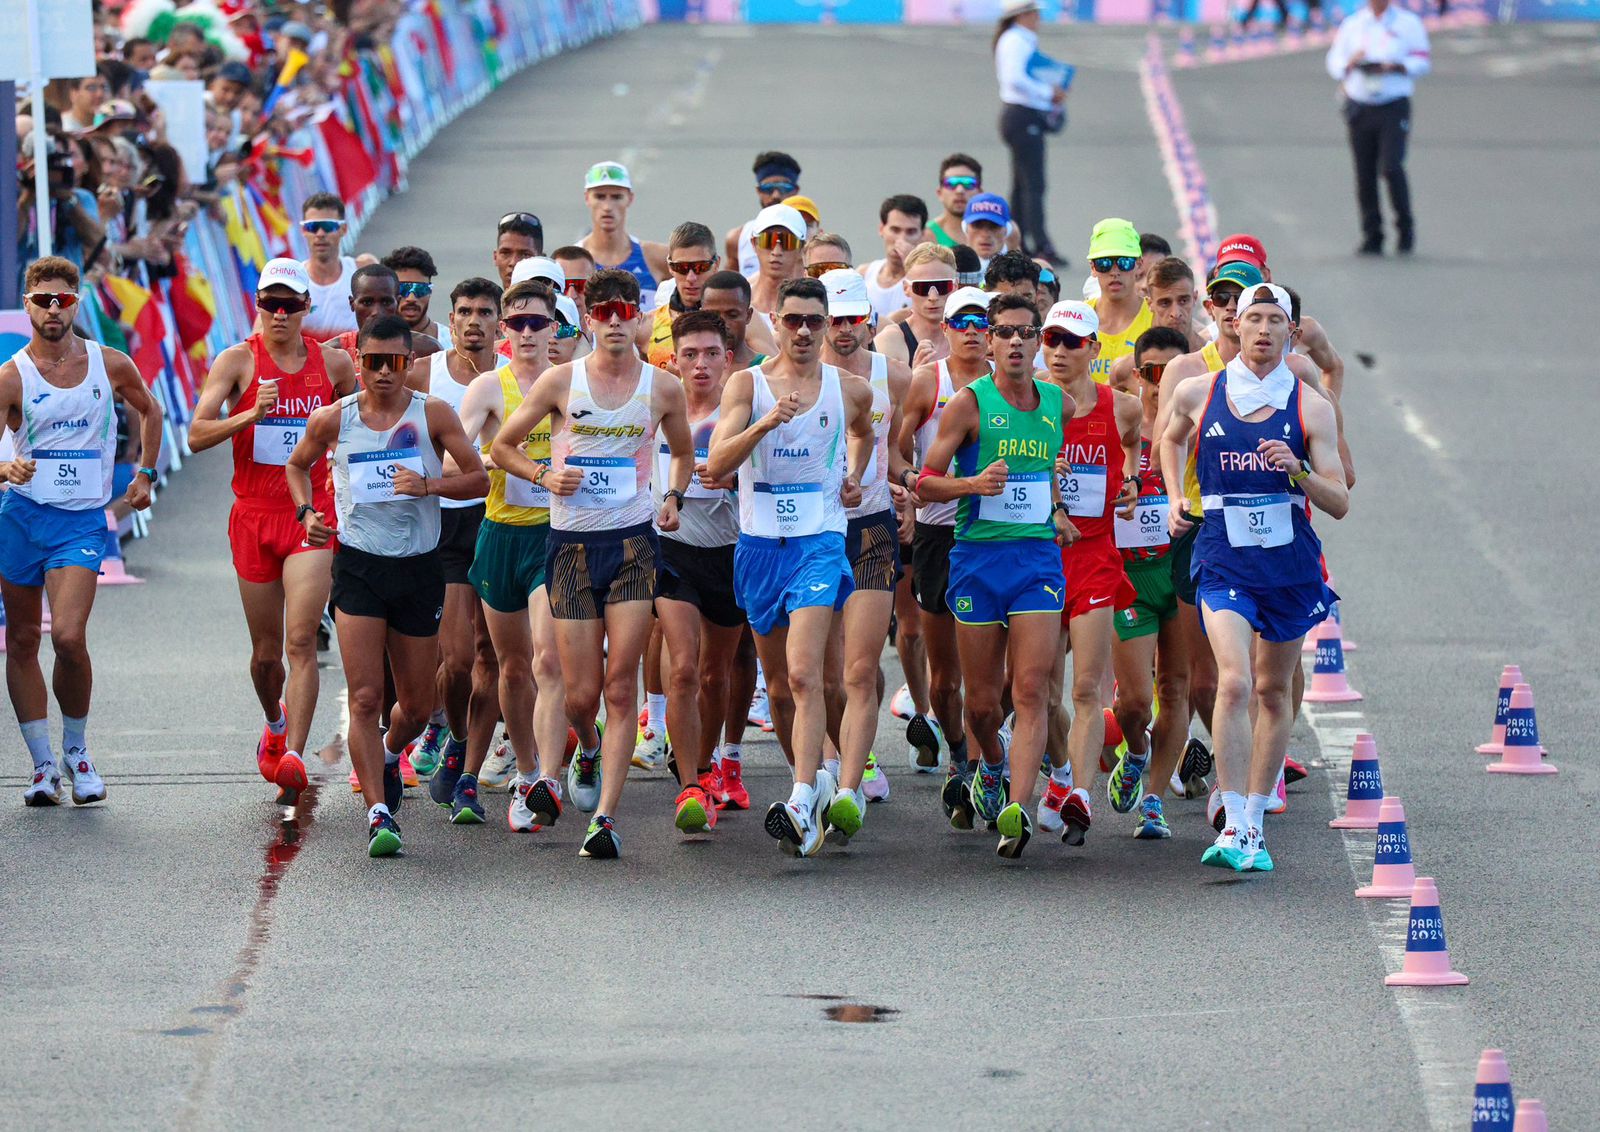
[0,148,1354,872]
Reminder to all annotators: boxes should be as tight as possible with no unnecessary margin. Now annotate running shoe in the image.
[579,814,621,859]
[675,785,716,833]
[368,811,402,858]
[61,750,106,806]
[1206,786,1227,832]
[526,775,563,829]
[700,763,729,809]
[317,609,333,651]
[996,802,1032,859]
[826,787,864,846]
[450,773,484,824]
[1283,755,1308,785]
[399,750,420,788]
[383,758,403,813]
[748,688,772,730]
[889,684,914,721]
[508,777,537,833]
[567,743,602,813]
[349,767,361,793]
[1201,825,1252,872]
[23,763,61,807]
[636,705,649,735]
[765,797,816,857]
[969,761,1007,825]
[906,712,943,773]
[861,752,889,803]
[1060,789,1091,847]
[1135,794,1172,840]
[941,766,975,831]
[997,712,1014,762]
[412,722,446,778]
[256,705,287,781]
[633,727,668,771]
[719,757,750,810]
[275,751,308,807]
[811,768,837,835]
[1169,769,1185,797]
[1103,707,1124,751]
[1245,826,1274,872]
[1037,775,1069,833]
[429,738,466,806]
[1267,771,1287,814]
[1107,750,1146,814]
[479,736,516,790]
[1180,736,1213,799]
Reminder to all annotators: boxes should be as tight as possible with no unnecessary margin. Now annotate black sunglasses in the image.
[504,313,556,333]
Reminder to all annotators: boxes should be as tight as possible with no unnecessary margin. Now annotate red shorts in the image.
[229,499,336,584]
[1061,535,1137,623]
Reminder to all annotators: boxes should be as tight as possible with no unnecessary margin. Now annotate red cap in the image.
[1215,233,1267,271]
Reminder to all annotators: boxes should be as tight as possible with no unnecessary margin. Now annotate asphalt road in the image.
[4,21,1597,1131]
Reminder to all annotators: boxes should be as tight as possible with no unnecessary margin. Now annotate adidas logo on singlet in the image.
[1204,422,1226,439]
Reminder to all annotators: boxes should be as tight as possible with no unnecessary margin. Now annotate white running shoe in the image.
[811,767,837,841]
[479,735,517,790]
[61,750,106,805]
[507,776,537,832]
[823,757,841,782]
[997,712,1014,761]
[631,727,668,771]
[567,745,602,813]
[747,688,771,729]
[765,798,816,857]
[861,752,890,803]
[23,762,61,807]
[1036,776,1069,833]
[889,684,914,721]
[906,713,943,773]
[1169,769,1185,796]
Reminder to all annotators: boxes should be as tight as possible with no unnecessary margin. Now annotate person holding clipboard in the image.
[994,0,1073,266]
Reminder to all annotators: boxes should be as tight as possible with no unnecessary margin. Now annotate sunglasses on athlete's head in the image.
[300,219,342,235]
[498,210,542,235]
[941,175,979,191]
[668,257,717,276]
[587,299,639,323]
[1042,328,1090,350]
[25,291,79,311]
[1137,361,1167,383]
[564,278,588,297]
[945,313,989,333]
[503,313,556,334]
[1090,256,1139,274]
[359,352,409,374]
[396,281,433,299]
[831,314,871,328]
[755,229,800,252]
[991,324,1039,341]
[757,178,796,196]
[256,294,309,315]
[779,313,827,332]
[805,261,851,278]
[909,278,956,298]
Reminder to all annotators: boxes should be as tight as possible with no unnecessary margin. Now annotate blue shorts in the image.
[1197,573,1337,644]
[734,531,852,636]
[0,492,108,587]
[946,538,1065,627]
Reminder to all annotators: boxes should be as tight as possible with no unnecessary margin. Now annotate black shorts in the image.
[657,538,744,628]
[546,521,658,621]
[911,522,955,616]
[846,510,902,593]
[1169,515,1202,606]
[332,545,444,638]
[438,503,485,586]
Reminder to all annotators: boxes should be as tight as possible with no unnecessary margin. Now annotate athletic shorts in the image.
[439,503,485,586]
[469,518,548,613]
[1169,516,1202,605]
[228,498,335,585]
[845,510,902,593]
[734,531,852,636]
[1060,535,1137,623]
[911,522,955,615]
[1115,556,1180,642]
[1197,572,1338,645]
[546,521,657,621]
[332,545,444,638]
[0,492,107,587]
[946,538,1064,627]
[657,538,744,628]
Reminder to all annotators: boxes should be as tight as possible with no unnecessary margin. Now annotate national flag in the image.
[98,275,168,384]
[169,254,216,363]
[315,107,379,207]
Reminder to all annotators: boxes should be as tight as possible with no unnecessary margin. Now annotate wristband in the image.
[665,488,685,507]
[533,462,548,485]
[915,465,944,493]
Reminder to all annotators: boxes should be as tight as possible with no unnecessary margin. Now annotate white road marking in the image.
[1398,403,1444,453]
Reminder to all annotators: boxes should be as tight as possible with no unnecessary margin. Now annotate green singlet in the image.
[954,375,1064,543]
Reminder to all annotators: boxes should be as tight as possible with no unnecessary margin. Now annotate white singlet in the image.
[549,356,657,533]
[10,341,117,510]
[331,391,443,557]
[427,352,485,510]
[845,353,891,520]
[738,364,847,540]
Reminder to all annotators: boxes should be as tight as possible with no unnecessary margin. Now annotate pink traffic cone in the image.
[1477,665,1522,754]
[1304,618,1361,703]
[1472,1049,1514,1131]
[96,512,144,586]
[1330,733,1384,829]
[1488,684,1556,775]
[1384,877,1468,986]
[1356,796,1414,898]
[1511,1099,1547,1131]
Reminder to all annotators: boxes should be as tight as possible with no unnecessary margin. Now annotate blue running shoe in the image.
[368,811,402,857]
[383,758,403,813]
[1107,750,1146,814]
[412,722,446,778]
[451,773,485,824]
[969,761,1007,825]
[429,738,466,807]
[1134,794,1171,839]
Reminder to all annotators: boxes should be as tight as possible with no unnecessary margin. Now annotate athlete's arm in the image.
[403,355,431,394]
[456,371,501,448]
[723,225,742,267]
[1112,388,1144,514]
[1297,316,1344,402]
[492,364,570,492]
[653,375,693,533]
[914,388,1002,503]
[404,398,488,501]
[883,359,913,489]
[840,373,874,509]
[1287,352,1355,487]
[186,344,257,451]
[413,332,444,361]
[745,317,777,359]
[707,368,795,482]
[324,347,358,396]
[873,322,910,365]
[1259,392,1348,520]
[641,241,671,282]
[1107,354,1139,396]
[896,363,936,469]
[0,362,33,485]
[286,405,338,545]
[104,349,162,511]
[1158,375,1208,536]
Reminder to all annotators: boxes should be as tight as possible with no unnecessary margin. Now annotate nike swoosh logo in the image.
[1088,595,1109,605]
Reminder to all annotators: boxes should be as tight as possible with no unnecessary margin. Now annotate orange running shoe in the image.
[700,764,728,809]
[719,757,750,810]
[400,748,420,788]
[256,703,287,782]
[674,784,716,833]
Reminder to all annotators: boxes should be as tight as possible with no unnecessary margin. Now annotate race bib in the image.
[568,455,637,510]
[1222,492,1293,549]
[252,416,306,466]
[1115,494,1170,549]
[348,447,425,504]
[503,460,550,509]
[1058,463,1108,517]
[752,481,824,538]
[979,470,1050,525]
[655,442,718,500]
[31,448,101,504]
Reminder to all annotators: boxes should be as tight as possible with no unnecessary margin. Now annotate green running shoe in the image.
[827,787,864,845]
[996,802,1031,859]
[367,811,402,858]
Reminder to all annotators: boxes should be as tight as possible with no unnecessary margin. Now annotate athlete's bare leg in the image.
[839,589,893,792]
[751,606,835,787]
[557,600,654,815]
[1066,608,1116,792]
[893,574,931,715]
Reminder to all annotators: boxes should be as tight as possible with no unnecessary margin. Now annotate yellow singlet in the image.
[1088,298,1152,385]
[483,364,551,526]
[1181,340,1227,517]
[647,304,676,369]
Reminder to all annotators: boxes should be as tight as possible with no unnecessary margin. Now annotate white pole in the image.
[26,0,51,257]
